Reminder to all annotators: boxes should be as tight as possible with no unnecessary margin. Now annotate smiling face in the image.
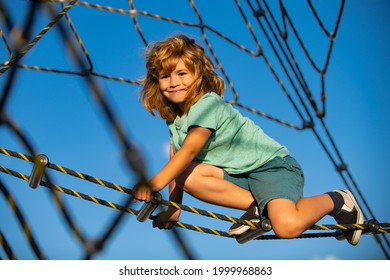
[158,59,195,114]
[141,34,225,121]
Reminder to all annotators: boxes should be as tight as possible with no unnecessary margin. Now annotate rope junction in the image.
[0,0,389,259]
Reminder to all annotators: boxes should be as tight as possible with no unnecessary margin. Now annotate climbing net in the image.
[0,0,389,259]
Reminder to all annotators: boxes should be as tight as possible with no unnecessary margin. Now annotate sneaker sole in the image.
[228,219,260,236]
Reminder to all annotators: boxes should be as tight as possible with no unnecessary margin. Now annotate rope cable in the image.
[0,0,388,259]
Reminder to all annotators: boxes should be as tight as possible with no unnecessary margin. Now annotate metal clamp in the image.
[28,154,49,189]
[136,191,162,222]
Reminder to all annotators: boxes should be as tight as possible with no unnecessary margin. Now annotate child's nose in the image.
[169,75,180,86]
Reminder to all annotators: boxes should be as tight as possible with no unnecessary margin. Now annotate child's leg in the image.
[244,156,363,245]
[266,195,333,238]
[267,190,364,246]
[176,162,254,210]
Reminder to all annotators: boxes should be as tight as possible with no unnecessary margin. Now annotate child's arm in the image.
[151,145,183,229]
[166,144,183,205]
[133,126,212,202]
[151,126,212,190]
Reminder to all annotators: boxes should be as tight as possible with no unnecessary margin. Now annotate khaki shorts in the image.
[223,156,304,218]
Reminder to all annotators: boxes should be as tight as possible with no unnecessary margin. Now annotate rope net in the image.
[0,0,388,259]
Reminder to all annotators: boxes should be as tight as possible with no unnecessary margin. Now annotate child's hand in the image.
[152,208,181,230]
[132,183,152,202]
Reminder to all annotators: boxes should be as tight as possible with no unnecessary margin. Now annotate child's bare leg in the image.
[176,162,253,210]
[266,194,334,238]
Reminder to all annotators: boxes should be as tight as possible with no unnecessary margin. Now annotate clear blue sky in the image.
[0,0,389,260]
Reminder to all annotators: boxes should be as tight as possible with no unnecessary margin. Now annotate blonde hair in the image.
[139,34,225,121]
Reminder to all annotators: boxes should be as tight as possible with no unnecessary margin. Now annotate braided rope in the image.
[2,165,389,243]
[0,180,46,259]
[0,147,259,228]
[1,147,389,239]
[0,230,16,260]
[0,0,78,76]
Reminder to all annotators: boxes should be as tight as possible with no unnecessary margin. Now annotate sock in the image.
[327,191,344,216]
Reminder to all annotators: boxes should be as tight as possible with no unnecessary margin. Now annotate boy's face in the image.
[158,59,195,112]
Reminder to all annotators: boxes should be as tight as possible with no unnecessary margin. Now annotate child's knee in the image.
[271,216,305,239]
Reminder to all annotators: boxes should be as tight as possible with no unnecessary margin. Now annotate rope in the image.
[0,147,260,229]
[0,180,46,260]
[1,148,389,242]
[0,230,16,260]
[1,0,389,259]
[1,164,389,243]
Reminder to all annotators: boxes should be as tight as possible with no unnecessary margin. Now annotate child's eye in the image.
[159,74,169,79]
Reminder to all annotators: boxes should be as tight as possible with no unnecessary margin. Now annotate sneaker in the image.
[228,202,260,235]
[332,190,364,245]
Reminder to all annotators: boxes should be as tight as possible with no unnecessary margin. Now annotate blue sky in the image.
[0,0,389,260]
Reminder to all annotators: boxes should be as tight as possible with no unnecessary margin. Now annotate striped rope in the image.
[0,0,78,76]
[0,181,46,259]
[0,147,261,229]
[0,230,17,260]
[1,164,389,240]
[2,147,390,233]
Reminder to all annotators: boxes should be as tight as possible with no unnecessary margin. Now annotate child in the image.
[133,34,364,245]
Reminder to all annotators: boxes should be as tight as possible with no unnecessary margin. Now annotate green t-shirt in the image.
[167,92,289,174]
